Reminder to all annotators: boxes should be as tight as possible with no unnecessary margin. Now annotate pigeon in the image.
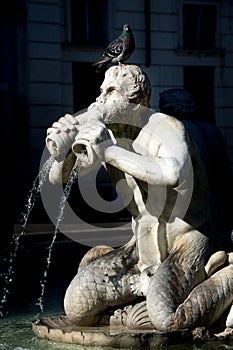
[92,24,135,73]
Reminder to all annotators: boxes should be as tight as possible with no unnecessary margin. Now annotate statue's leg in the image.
[146,230,209,331]
[174,261,233,330]
[64,238,139,325]
[121,248,232,332]
[145,229,233,332]
[132,215,168,272]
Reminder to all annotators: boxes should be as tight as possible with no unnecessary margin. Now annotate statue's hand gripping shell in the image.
[72,120,116,163]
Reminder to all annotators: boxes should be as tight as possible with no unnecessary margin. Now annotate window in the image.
[71,0,108,47]
[183,66,215,124]
[182,4,216,50]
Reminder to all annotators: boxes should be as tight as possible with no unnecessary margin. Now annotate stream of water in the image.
[36,159,81,317]
[0,154,107,349]
[0,153,84,321]
[0,156,54,316]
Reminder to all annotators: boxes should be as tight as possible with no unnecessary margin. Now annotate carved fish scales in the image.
[174,264,233,329]
[64,240,139,325]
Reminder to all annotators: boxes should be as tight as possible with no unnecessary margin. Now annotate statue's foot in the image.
[214,327,233,339]
[204,251,227,277]
[129,266,158,297]
[129,274,142,296]
[110,305,133,327]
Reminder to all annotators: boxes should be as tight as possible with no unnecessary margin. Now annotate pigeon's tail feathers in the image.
[92,56,111,73]
[92,57,109,67]
[92,62,105,73]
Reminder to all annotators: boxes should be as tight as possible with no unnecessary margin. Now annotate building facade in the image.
[1,0,233,228]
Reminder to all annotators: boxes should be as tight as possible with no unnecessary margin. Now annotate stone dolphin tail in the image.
[146,234,233,331]
[63,232,233,331]
[64,239,139,325]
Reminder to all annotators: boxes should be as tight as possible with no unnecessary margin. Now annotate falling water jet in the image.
[36,154,86,317]
[0,155,55,317]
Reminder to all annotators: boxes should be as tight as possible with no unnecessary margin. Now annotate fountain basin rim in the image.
[32,316,192,348]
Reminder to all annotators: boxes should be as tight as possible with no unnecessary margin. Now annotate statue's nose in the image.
[96,94,105,104]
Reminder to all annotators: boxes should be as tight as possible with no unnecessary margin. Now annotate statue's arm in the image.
[104,114,189,187]
[104,146,180,187]
[49,111,189,187]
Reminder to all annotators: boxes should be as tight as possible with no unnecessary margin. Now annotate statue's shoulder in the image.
[146,112,186,137]
[148,112,182,124]
[133,112,188,156]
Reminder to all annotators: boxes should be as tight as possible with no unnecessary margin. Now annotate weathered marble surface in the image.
[34,64,233,346]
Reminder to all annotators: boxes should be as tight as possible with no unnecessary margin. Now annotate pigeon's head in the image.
[122,24,132,33]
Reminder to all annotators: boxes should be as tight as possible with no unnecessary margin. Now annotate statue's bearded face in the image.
[94,65,151,121]
[96,77,132,122]
[97,81,129,106]
[89,80,132,125]
[87,65,152,134]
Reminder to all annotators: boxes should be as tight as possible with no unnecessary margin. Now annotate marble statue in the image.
[38,64,233,343]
